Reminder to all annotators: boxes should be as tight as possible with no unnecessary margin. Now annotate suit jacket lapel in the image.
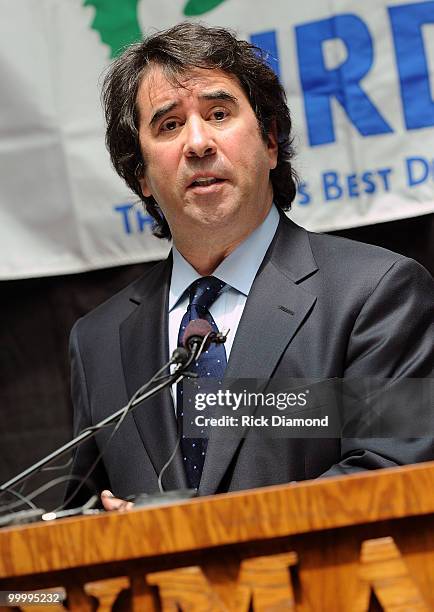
[199,217,318,495]
[119,255,187,492]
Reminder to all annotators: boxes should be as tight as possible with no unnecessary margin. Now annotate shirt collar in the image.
[169,205,279,311]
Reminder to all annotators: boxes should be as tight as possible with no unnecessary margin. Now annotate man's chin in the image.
[189,205,240,231]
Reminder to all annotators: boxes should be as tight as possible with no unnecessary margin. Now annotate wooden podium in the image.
[1,461,434,611]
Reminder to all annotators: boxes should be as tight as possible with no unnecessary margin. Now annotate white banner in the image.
[1,0,434,279]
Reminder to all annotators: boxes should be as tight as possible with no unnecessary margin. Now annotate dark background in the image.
[1,212,433,511]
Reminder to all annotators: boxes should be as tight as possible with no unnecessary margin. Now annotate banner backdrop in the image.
[1,0,434,279]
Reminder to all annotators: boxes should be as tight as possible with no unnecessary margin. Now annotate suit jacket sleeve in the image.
[321,256,434,478]
[64,321,111,508]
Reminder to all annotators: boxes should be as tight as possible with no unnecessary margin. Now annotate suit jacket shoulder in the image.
[72,257,171,342]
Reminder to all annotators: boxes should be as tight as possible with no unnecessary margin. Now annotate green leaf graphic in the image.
[183,0,228,16]
[83,0,142,58]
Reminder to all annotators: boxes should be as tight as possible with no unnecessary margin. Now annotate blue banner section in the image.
[389,1,434,131]
[250,30,280,78]
[295,14,393,146]
[113,203,154,234]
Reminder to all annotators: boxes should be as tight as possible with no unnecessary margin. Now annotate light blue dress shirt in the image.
[168,204,280,363]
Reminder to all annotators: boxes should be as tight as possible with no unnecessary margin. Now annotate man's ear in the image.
[267,119,278,170]
[138,175,152,198]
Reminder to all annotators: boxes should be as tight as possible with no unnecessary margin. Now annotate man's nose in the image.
[183,117,217,158]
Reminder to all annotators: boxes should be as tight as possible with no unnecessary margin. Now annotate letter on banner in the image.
[250,30,280,78]
[296,14,393,146]
[389,1,434,131]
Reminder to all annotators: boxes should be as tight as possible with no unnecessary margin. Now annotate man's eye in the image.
[212,110,228,121]
[161,120,179,132]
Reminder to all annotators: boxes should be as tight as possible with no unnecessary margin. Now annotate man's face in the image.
[136,65,278,246]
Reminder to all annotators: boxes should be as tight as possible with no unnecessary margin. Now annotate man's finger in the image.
[101,489,134,512]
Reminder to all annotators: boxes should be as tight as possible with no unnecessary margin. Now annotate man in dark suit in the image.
[67,23,434,511]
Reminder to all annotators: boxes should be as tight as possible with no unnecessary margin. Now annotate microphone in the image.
[182,319,213,354]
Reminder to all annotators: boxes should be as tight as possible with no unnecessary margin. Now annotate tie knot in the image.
[189,276,225,311]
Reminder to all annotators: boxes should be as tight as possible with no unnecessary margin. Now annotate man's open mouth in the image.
[189,177,225,188]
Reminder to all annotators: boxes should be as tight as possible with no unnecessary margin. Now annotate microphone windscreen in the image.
[182,319,212,349]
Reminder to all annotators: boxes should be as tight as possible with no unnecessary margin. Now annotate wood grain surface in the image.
[0,461,434,610]
[1,461,434,578]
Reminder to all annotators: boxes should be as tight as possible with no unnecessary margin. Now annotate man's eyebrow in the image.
[149,101,178,127]
[199,90,238,104]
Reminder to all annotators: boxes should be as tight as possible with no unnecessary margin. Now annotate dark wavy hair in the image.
[102,22,297,239]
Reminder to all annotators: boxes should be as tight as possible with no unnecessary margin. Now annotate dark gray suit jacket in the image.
[67,216,434,506]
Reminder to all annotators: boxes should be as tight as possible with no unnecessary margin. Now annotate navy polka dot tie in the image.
[177,276,227,490]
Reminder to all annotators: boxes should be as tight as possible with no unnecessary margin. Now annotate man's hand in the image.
[101,489,134,512]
